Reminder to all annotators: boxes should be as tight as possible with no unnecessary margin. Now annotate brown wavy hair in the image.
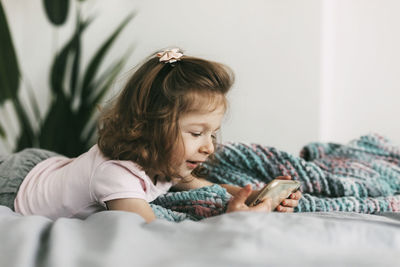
[97,50,234,180]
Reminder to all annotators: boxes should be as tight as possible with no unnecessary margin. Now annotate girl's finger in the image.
[276,175,292,180]
[276,205,294,213]
[226,185,252,213]
[281,199,298,207]
[290,190,302,200]
[252,197,272,212]
[232,184,252,205]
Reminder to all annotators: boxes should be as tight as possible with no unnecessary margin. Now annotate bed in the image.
[1,206,399,267]
[1,133,400,266]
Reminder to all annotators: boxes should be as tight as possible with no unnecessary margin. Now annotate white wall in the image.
[321,0,400,146]
[1,0,399,156]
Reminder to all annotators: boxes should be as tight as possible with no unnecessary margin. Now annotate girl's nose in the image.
[200,137,214,155]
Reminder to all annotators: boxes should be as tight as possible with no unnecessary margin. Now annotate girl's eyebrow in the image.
[186,123,220,131]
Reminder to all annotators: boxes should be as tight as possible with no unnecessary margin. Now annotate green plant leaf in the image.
[12,97,37,151]
[13,79,42,151]
[43,0,70,26]
[80,13,135,100]
[88,46,132,104]
[38,93,71,153]
[50,17,91,96]
[26,9,133,157]
[81,53,131,145]
[42,13,134,157]
[23,77,42,125]
[69,12,84,102]
[0,122,5,138]
[89,55,129,107]
[0,2,20,105]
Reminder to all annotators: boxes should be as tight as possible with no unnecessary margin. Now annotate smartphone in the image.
[245,179,301,209]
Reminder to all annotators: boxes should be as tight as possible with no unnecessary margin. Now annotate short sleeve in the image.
[91,161,147,208]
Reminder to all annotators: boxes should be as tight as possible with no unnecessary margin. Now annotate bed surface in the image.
[1,206,399,267]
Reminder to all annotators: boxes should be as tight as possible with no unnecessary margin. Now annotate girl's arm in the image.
[215,182,301,212]
[106,198,156,223]
[172,174,242,195]
[171,175,214,191]
[172,175,302,212]
[104,177,257,223]
[172,175,258,200]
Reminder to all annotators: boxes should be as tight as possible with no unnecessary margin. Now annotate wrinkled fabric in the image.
[0,149,58,210]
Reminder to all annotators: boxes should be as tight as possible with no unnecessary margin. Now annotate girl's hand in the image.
[275,175,302,212]
[226,184,273,213]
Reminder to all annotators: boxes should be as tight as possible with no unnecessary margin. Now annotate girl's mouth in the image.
[186,161,200,169]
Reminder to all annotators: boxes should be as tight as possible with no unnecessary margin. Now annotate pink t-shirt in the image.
[14,145,173,220]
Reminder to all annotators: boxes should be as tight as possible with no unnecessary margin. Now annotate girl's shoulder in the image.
[91,145,146,177]
[89,145,173,203]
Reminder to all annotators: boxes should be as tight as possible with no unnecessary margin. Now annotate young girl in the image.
[3,48,301,223]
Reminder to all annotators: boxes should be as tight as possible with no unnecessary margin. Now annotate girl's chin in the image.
[179,171,192,179]
[175,169,193,180]
[174,162,200,180]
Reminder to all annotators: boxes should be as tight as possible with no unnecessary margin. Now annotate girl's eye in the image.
[211,134,217,140]
[191,132,202,137]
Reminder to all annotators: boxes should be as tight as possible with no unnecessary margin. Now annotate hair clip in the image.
[157,48,183,64]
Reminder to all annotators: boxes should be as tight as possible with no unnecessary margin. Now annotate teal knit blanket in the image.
[150,133,400,222]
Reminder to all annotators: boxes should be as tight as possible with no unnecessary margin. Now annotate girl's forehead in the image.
[183,91,227,113]
[179,104,225,126]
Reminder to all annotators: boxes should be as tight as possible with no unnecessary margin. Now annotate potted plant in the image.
[0,1,134,157]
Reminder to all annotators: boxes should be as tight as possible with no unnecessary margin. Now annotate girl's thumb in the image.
[235,184,252,202]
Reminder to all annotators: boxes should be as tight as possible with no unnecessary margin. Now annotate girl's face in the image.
[172,105,225,180]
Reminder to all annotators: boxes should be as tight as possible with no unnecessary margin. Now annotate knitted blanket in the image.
[150,133,400,222]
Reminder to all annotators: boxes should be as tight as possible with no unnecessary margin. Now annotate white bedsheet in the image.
[0,206,399,267]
